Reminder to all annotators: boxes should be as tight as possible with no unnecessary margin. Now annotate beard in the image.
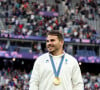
[47,45,58,55]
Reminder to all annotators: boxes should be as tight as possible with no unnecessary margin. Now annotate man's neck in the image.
[50,50,64,56]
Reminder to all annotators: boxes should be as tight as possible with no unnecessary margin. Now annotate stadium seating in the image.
[0,0,100,89]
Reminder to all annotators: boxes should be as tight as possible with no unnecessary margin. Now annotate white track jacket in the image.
[29,52,84,90]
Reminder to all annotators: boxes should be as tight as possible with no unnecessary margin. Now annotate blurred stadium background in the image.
[0,0,100,89]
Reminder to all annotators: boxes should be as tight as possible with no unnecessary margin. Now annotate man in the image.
[29,30,84,90]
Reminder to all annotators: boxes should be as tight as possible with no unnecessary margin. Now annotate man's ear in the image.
[61,40,64,45]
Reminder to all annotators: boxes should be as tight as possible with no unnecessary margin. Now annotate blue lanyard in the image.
[49,54,65,77]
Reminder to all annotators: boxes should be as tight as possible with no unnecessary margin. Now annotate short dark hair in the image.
[47,30,64,41]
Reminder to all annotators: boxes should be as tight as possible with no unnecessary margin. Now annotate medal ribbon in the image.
[49,54,64,77]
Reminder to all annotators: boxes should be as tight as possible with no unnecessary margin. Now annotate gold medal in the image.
[53,77,60,85]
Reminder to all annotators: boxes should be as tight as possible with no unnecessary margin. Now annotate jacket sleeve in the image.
[71,60,84,90]
[29,59,40,90]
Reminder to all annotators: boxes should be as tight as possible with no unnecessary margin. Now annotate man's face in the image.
[46,35,63,53]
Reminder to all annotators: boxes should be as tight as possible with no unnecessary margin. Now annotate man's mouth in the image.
[48,46,54,49]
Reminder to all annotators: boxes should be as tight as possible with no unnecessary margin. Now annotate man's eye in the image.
[46,39,55,42]
[51,39,55,42]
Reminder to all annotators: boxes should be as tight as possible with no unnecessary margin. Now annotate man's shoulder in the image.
[65,53,73,58]
[37,52,49,60]
[64,53,77,62]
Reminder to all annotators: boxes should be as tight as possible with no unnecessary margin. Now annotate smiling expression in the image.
[46,35,64,55]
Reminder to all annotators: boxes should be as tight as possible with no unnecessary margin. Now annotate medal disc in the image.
[53,77,60,85]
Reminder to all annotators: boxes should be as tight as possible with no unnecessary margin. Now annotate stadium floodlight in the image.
[79,62,82,66]
[12,58,16,61]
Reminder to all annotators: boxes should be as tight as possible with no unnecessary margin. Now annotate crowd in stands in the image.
[83,72,100,90]
[0,0,99,57]
[0,0,99,40]
[0,66,100,90]
[0,67,30,90]
[60,0,98,39]
[0,0,100,89]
